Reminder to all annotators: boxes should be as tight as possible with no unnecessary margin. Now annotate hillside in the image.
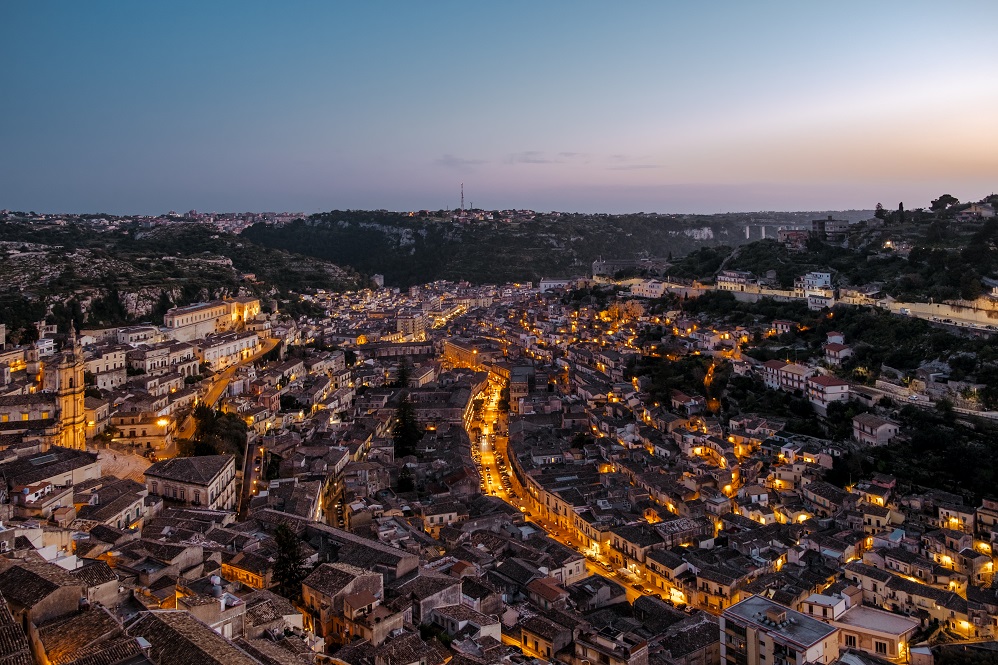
[0,219,363,342]
[240,209,872,287]
[710,198,998,302]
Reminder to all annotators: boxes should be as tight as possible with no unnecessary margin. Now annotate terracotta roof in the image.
[69,561,118,588]
[62,636,144,665]
[808,375,849,387]
[125,610,260,665]
[144,455,233,486]
[37,606,121,665]
[232,637,307,665]
[527,577,568,603]
[520,614,568,641]
[0,592,32,665]
[0,557,82,610]
[0,394,55,407]
[302,562,370,597]
[853,413,896,428]
[0,447,98,487]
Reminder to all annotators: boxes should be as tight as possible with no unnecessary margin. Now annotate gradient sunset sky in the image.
[2,1,997,214]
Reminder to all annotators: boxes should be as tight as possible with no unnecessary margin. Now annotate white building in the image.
[538,278,572,293]
[163,297,261,342]
[195,331,261,371]
[630,279,667,299]
[717,270,755,292]
[808,375,850,413]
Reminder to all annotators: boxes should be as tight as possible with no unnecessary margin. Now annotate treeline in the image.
[0,221,365,341]
[240,211,764,287]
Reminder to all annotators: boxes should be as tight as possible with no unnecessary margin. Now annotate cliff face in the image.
[0,219,361,338]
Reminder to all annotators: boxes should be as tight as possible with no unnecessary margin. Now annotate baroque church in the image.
[0,328,87,450]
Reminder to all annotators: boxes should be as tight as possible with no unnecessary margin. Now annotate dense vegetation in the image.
[0,220,364,340]
[177,405,249,466]
[683,292,998,407]
[240,209,869,287]
[829,404,998,504]
[680,199,998,303]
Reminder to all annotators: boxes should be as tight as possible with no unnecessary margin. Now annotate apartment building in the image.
[195,331,261,371]
[721,595,839,665]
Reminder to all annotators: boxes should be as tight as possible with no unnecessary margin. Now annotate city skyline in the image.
[2,1,997,214]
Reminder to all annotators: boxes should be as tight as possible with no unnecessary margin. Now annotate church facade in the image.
[0,332,87,450]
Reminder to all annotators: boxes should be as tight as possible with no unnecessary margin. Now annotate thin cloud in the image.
[435,154,487,170]
[606,164,663,170]
[507,151,559,164]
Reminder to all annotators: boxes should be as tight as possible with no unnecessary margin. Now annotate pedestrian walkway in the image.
[96,448,151,483]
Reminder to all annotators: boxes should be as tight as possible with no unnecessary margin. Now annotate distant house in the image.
[778,229,810,251]
[761,360,786,389]
[956,203,995,221]
[671,390,706,416]
[772,320,795,335]
[823,343,853,367]
[717,270,755,292]
[779,363,814,392]
[852,413,899,446]
[807,375,850,413]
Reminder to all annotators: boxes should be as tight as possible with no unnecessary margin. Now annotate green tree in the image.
[397,466,415,493]
[183,405,248,463]
[498,387,510,414]
[930,194,959,212]
[272,524,310,601]
[392,396,423,458]
[395,359,412,388]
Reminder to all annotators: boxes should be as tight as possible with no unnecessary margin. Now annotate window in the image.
[151,481,158,493]
[41,411,49,419]
[0,415,7,423]
[179,489,185,501]
[845,635,857,648]
[194,491,200,504]
[21,413,29,421]
[875,641,888,655]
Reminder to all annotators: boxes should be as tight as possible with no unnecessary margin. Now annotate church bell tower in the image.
[56,326,87,449]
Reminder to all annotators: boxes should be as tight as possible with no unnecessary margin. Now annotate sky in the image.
[2,1,997,215]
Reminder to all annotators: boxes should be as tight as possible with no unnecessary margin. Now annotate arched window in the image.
[69,378,74,389]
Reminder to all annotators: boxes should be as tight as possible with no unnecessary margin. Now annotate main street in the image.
[172,336,280,452]
[465,375,665,606]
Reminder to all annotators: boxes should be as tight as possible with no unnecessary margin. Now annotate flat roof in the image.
[725,595,837,648]
[834,605,918,636]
